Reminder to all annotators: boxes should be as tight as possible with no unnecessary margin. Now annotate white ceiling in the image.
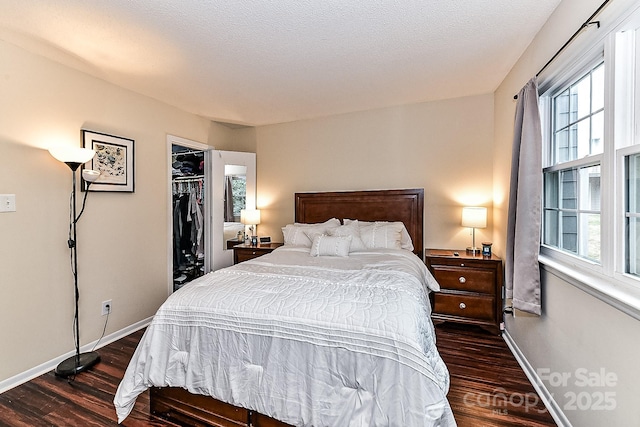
[0,0,561,126]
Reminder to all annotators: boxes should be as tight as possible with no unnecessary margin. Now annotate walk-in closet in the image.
[172,145,206,291]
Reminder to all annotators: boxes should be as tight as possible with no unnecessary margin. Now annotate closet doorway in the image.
[167,135,212,293]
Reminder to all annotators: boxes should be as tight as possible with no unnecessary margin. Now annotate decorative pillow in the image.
[282,218,340,247]
[343,219,414,251]
[310,234,352,257]
[327,221,367,252]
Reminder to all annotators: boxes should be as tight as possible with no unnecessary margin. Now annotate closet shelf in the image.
[173,175,204,181]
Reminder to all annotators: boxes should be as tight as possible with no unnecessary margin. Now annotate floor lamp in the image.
[49,146,101,378]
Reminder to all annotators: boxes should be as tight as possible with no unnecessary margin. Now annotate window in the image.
[626,153,640,277]
[539,4,640,305]
[543,62,604,263]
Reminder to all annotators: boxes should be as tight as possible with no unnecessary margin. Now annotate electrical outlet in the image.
[101,300,112,316]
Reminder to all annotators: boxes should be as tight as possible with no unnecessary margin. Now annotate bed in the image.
[114,188,455,426]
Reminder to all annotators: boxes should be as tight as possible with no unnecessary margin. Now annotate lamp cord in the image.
[67,313,78,383]
[91,310,109,352]
[75,182,91,223]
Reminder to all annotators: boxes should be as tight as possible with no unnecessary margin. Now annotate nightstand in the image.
[425,249,503,335]
[233,242,283,264]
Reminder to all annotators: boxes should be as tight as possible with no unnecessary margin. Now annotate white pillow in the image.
[343,219,414,251]
[310,234,352,257]
[327,221,366,252]
[282,218,340,247]
[360,222,403,249]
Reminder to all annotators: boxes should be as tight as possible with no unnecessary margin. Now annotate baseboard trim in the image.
[0,317,152,394]
[502,329,572,427]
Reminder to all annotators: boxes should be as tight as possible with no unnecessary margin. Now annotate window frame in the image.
[536,2,640,319]
[541,56,606,270]
[622,149,640,277]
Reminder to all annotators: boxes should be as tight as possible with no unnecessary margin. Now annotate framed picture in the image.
[82,130,135,192]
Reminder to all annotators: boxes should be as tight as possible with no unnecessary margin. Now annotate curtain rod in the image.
[514,0,613,100]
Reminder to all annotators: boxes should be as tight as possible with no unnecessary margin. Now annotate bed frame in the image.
[150,188,425,427]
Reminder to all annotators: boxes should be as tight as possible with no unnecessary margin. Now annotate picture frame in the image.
[82,130,135,192]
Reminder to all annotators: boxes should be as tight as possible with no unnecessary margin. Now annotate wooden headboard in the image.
[295,188,424,258]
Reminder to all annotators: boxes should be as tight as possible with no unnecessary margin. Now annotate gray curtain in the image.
[224,176,234,222]
[506,77,542,315]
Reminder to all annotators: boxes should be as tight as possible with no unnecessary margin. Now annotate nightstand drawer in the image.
[433,293,495,321]
[430,267,495,294]
[233,243,284,264]
[235,249,266,263]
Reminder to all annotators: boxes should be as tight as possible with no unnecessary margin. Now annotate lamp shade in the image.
[240,209,261,225]
[461,207,487,228]
[82,169,101,182]
[49,146,96,164]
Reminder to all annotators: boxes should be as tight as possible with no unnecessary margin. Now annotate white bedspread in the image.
[114,246,456,426]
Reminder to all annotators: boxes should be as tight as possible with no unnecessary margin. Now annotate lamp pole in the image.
[71,167,80,370]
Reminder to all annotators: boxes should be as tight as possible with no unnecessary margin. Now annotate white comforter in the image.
[114,246,456,426]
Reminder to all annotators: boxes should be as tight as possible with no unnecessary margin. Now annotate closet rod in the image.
[172,149,205,156]
[513,0,612,100]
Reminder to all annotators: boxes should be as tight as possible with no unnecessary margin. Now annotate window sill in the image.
[539,254,640,321]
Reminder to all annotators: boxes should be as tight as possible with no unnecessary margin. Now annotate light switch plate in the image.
[0,194,16,212]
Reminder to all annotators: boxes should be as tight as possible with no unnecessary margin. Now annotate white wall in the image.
[493,0,640,425]
[0,39,211,382]
[256,94,495,250]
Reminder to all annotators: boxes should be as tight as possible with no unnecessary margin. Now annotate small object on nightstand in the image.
[482,242,492,257]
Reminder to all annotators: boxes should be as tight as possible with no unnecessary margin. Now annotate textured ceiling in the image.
[0,0,561,126]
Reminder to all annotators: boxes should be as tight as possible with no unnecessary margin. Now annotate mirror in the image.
[211,151,256,271]
[223,164,247,245]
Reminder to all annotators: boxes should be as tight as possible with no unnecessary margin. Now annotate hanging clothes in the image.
[172,176,205,286]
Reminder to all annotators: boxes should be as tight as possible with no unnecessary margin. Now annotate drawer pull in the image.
[459,302,467,309]
[252,251,257,255]
[458,276,466,284]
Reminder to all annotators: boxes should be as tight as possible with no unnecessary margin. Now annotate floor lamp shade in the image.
[49,146,96,170]
[461,207,487,254]
[82,169,100,182]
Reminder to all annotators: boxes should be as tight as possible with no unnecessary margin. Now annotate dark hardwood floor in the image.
[435,323,556,426]
[0,324,556,426]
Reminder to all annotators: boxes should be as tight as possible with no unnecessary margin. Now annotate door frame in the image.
[166,134,213,295]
